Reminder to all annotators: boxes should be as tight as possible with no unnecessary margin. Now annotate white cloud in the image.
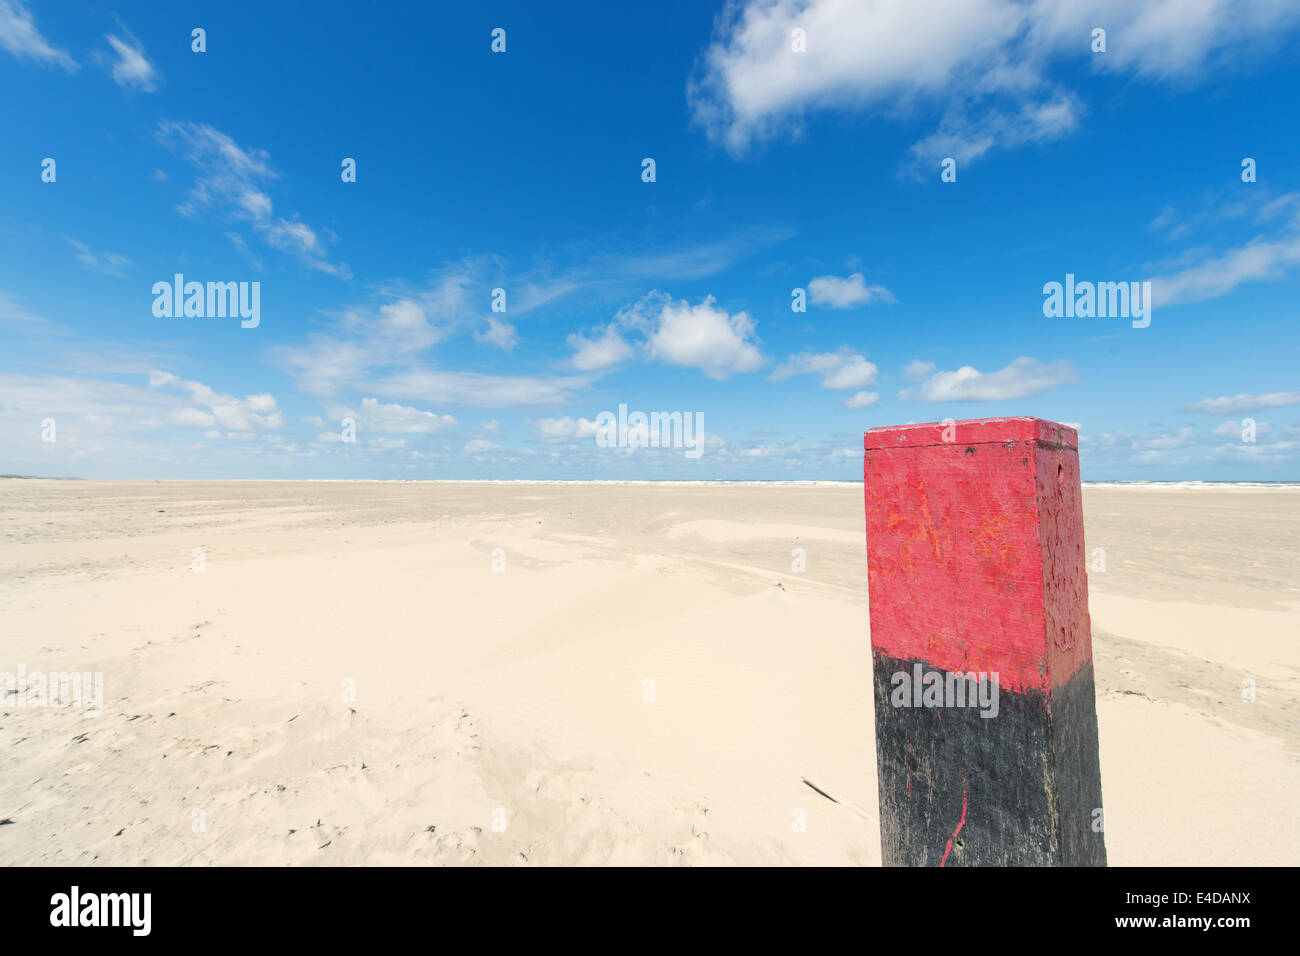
[642,294,764,380]
[807,273,894,308]
[157,121,349,278]
[363,369,586,408]
[0,370,306,474]
[0,290,51,326]
[1183,391,1300,415]
[348,396,456,434]
[533,416,599,442]
[908,94,1081,166]
[903,359,937,382]
[169,407,216,428]
[0,1,75,69]
[105,30,159,91]
[476,317,517,350]
[566,326,634,371]
[464,439,502,454]
[688,0,1300,162]
[274,277,588,407]
[844,391,879,409]
[1131,427,1195,452]
[363,298,445,351]
[66,238,131,277]
[1209,440,1298,462]
[1152,230,1300,306]
[148,370,283,431]
[771,347,878,389]
[570,291,764,380]
[906,356,1078,402]
[1212,419,1271,438]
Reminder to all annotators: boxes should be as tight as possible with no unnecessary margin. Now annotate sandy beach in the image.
[0,479,1296,866]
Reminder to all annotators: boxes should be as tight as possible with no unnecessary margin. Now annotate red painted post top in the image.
[863,416,1092,696]
[864,416,1077,451]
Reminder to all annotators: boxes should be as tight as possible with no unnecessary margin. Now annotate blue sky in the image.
[2,0,1299,480]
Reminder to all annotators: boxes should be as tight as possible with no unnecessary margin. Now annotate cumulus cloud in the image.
[568,291,763,380]
[647,296,763,379]
[904,356,1078,402]
[807,273,894,308]
[844,391,879,409]
[688,0,1300,162]
[148,369,283,431]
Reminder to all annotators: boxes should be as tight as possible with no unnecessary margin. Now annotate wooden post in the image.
[863,417,1106,866]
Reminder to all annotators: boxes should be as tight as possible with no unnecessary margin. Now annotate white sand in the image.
[0,480,1296,865]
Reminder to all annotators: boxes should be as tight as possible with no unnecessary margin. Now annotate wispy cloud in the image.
[476,317,517,350]
[533,416,599,442]
[157,121,350,278]
[1183,391,1300,415]
[104,28,160,91]
[272,282,589,408]
[1152,230,1300,307]
[327,397,457,435]
[0,1,75,70]
[0,289,56,328]
[771,348,877,389]
[508,225,794,314]
[66,238,131,277]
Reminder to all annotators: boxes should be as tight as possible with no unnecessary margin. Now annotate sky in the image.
[2,0,1299,481]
